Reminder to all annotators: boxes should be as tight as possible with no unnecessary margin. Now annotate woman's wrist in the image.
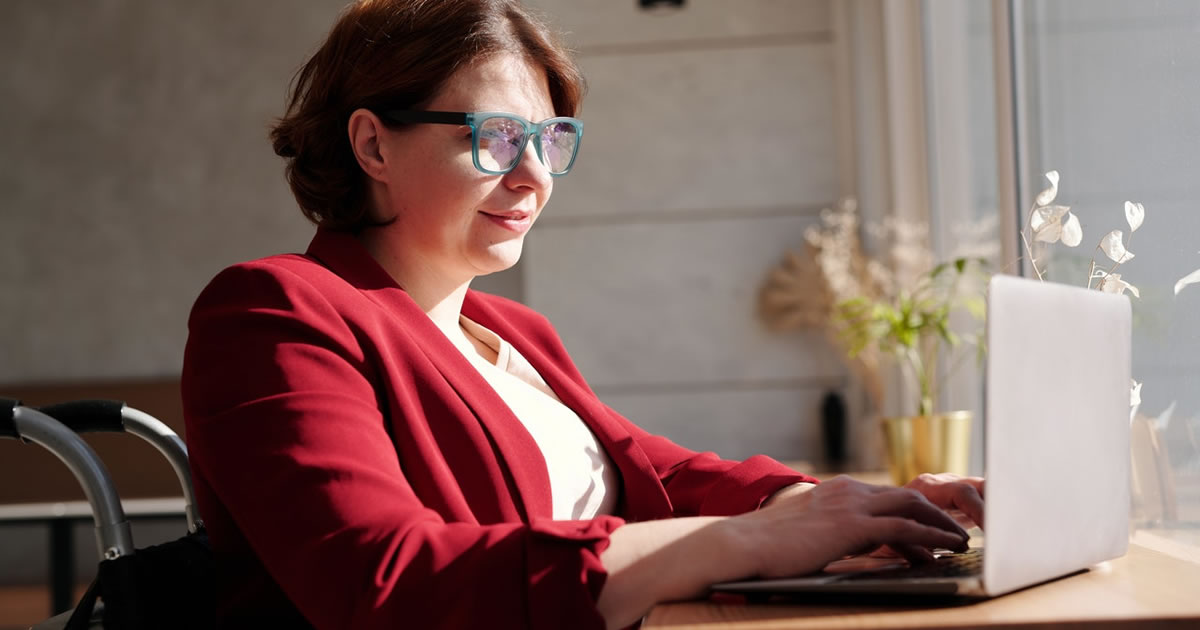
[596,516,758,628]
[761,482,818,509]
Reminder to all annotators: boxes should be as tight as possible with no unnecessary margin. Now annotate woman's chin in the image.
[470,241,525,276]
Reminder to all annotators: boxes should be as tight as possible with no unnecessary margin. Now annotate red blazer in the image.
[181,227,815,630]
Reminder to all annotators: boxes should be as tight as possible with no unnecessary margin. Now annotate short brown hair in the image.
[270,0,585,231]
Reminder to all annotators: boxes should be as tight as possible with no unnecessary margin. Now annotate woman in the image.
[181,1,985,628]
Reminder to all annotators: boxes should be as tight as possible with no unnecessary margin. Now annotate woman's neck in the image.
[356,229,472,334]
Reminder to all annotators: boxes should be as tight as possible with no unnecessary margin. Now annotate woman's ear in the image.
[348,109,389,182]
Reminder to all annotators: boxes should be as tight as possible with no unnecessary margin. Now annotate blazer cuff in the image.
[526,515,625,630]
[698,455,819,516]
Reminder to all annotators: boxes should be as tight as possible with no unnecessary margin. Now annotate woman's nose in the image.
[503,136,553,192]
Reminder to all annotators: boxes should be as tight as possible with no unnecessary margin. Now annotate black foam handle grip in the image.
[0,398,20,439]
[38,399,127,433]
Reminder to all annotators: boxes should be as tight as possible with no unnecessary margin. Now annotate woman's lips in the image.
[479,210,533,233]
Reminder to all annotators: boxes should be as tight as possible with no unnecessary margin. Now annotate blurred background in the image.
[2,0,1198,626]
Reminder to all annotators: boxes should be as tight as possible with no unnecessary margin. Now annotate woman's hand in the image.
[728,475,970,578]
[903,472,985,530]
[597,476,971,628]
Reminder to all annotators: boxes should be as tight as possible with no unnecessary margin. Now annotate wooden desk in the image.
[644,543,1200,629]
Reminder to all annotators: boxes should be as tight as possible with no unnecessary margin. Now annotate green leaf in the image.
[829,253,992,373]
[960,332,988,362]
[963,296,986,320]
[935,319,960,346]
[914,297,938,314]
[876,303,899,324]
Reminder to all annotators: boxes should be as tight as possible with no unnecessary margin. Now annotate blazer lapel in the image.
[305,229,554,522]
[464,293,673,523]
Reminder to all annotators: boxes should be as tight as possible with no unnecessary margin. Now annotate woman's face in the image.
[371,54,557,283]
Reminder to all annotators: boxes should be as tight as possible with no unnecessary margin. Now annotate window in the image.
[919,0,1200,545]
[1010,0,1200,541]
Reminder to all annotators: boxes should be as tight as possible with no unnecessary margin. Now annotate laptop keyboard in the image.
[840,548,983,581]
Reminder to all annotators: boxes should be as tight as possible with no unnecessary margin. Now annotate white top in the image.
[458,316,619,520]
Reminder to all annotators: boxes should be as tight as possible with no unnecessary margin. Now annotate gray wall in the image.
[0,0,347,384]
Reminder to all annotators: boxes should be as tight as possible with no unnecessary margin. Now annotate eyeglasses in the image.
[374,110,584,177]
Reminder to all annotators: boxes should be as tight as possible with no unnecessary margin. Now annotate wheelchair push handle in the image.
[36,399,202,534]
[1,401,135,560]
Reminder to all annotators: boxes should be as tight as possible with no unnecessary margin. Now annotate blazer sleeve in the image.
[615,407,819,517]
[182,263,621,630]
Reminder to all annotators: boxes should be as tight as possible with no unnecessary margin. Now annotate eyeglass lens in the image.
[476,116,579,174]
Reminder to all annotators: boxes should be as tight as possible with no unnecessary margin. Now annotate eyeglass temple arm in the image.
[377,110,469,125]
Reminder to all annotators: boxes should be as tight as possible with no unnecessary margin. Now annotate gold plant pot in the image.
[880,411,972,486]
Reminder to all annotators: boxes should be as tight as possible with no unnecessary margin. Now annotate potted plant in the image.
[758,200,989,483]
[833,255,988,485]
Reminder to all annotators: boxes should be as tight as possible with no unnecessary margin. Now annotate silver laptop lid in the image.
[984,275,1131,595]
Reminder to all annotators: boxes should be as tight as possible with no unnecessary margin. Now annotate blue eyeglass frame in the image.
[373,109,584,177]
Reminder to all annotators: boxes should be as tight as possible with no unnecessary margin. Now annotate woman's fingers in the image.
[929,479,983,530]
[867,545,901,559]
[905,473,986,530]
[864,544,933,565]
[866,488,970,540]
[949,484,984,529]
[960,476,985,495]
[947,509,977,531]
[866,516,970,553]
[889,543,937,566]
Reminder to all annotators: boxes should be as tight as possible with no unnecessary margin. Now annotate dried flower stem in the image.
[1021,202,1046,281]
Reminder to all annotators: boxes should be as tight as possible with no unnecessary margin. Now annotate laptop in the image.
[713,274,1132,598]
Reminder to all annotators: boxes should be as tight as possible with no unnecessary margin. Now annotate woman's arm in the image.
[592,405,820,516]
[596,476,970,629]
